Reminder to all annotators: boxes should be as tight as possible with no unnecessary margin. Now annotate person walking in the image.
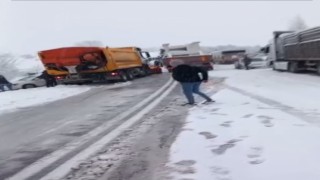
[170,59,214,105]
[40,71,57,87]
[243,54,252,70]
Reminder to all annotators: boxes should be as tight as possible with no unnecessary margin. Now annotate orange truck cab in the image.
[38,47,151,83]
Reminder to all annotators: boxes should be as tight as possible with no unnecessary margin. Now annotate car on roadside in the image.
[11,76,46,90]
[234,54,268,69]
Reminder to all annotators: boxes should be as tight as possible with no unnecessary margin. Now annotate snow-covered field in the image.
[0,86,90,115]
[167,66,320,180]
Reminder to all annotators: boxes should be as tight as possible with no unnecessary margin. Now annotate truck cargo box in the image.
[163,55,214,72]
[38,47,147,83]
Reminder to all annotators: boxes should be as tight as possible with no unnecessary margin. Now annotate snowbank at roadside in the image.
[0,86,90,115]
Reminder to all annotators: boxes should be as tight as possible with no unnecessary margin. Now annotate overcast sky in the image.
[1,0,320,54]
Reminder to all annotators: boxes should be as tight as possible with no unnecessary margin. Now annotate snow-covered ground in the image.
[0,86,90,115]
[212,65,320,117]
[167,66,320,180]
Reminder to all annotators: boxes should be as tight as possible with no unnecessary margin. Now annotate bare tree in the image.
[74,40,104,47]
[288,15,308,31]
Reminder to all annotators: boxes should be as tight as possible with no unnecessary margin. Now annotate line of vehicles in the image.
[1,42,215,91]
[212,25,320,74]
[3,26,320,92]
[212,49,269,70]
[262,26,320,74]
[38,43,214,84]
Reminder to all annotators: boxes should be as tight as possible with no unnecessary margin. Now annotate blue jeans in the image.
[181,82,212,104]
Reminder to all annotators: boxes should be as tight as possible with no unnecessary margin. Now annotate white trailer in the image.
[263,27,320,74]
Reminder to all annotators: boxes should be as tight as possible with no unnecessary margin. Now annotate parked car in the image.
[235,54,268,69]
[11,76,46,90]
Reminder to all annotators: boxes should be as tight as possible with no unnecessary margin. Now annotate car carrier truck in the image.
[38,46,152,84]
[263,26,320,74]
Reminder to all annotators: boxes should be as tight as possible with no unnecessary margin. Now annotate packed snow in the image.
[167,65,320,180]
[211,65,320,117]
[0,86,90,115]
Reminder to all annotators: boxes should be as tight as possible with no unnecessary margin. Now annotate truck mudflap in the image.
[273,61,288,71]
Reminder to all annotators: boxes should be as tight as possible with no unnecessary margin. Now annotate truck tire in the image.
[288,62,299,73]
[126,71,134,81]
[119,71,128,82]
[139,68,148,77]
[317,63,320,75]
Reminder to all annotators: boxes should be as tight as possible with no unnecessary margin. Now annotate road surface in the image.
[0,73,184,180]
[3,66,320,180]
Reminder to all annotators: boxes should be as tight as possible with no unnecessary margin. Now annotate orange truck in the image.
[38,47,152,83]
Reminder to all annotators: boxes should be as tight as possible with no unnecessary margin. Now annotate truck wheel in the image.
[139,68,147,77]
[288,62,299,73]
[317,63,320,75]
[119,71,128,82]
[126,71,134,80]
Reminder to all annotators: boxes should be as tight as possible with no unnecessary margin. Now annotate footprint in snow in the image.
[175,160,196,166]
[211,139,241,155]
[211,166,232,180]
[261,119,274,127]
[258,115,274,127]
[247,146,265,165]
[220,121,233,127]
[258,115,273,120]
[172,160,197,175]
[242,114,254,118]
[199,132,217,139]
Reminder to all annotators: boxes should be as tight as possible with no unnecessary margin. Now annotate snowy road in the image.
[167,65,320,180]
[3,65,320,180]
[0,74,174,180]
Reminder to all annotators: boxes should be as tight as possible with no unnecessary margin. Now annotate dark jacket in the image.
[243,56,252,65]
[39,71,55,81]
[172,65,208,83]
[0,75,10,84]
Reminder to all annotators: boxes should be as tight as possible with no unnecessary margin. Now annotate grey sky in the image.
[1,0,320,54]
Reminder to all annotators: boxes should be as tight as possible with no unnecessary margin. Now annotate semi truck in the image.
[263,26,320,74]
[38,46,152,84]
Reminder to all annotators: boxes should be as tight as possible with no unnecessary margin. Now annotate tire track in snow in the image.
[226,85,320,126]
